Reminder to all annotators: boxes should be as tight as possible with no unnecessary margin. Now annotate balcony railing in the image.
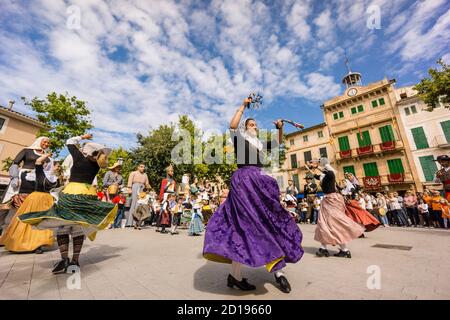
[336,140,404,161]
[357,173,414,190]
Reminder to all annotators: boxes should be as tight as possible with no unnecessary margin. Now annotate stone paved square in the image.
[1,224,449,300]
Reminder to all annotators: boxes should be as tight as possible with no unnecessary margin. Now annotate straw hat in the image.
[108,162,122,170]
[83,142,112,157]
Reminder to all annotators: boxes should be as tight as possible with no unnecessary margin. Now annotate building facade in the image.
[276,122,332,195]
[396,87,450,191]
[322,70,422,193]
[0,104,47,198]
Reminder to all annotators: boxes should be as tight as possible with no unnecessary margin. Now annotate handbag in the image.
[378,207,386,216]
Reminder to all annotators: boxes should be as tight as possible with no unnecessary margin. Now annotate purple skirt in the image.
[203,166,303,272]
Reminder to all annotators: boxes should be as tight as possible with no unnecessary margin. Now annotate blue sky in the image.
[0,0,449,151]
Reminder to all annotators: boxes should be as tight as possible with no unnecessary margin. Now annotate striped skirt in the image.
[19,182,117,241]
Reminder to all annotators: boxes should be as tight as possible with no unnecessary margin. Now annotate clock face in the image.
[348,88,357,97]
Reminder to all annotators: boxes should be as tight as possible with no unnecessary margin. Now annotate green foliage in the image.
[1,157,13,172]
[130,115,237,188]
[413,59,450,111]
[22,92,93,156]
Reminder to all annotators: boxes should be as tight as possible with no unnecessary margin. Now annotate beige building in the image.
[396,87,450,191]
[0,103,47,197]
[275,122,332,193]
[322,69,422,193]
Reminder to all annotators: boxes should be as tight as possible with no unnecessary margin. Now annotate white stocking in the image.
[231,261,242,281]
[339,243,349,252]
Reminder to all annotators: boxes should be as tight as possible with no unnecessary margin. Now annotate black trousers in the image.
[406,207,420,226]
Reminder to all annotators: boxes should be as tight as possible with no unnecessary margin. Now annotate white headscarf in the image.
[26,137,49,151]
[43,159,58,183]
[319,157,336,173]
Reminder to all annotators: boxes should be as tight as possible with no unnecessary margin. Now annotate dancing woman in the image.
[19,134,117,273]
[342,172,380,233]
[0,153,60,253]
[306,159,364,258]
[203,97,303,294]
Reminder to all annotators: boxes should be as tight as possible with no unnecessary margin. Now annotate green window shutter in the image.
[411,127,429,149]
[357,105,364,112]
[357,131,372,147]
[363,162,379,177]
[379,98,385,105]
[419,156,438,182]
[440,120,450,143]
[292,174,300,191]
[351,107,357,114]
[290,154,298,169]
[333,113,338,120]
[372,100,378,108]
[339,111,344,118]
[387,159,404,174]
[379,125,395,142]
[338,136,350,151]
[343,165,356,176]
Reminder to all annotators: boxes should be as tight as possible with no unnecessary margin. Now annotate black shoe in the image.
[275,274,291,293]
[315,248,330,257]
[227,274,256,291]
[34,247,44,254]
[52,258,69,274]
[359,234,365,238]
[333,250,352,258]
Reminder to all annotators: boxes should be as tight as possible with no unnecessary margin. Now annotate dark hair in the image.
[245,118,255,129]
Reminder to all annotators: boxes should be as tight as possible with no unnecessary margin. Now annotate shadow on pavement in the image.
[193,261,282,297]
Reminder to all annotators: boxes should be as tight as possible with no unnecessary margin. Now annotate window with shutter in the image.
[404,107,410,116]
[351,107,357,114]
[304,151,312,163]
[333,113,338,120]
[357,131,372,147]
[343,165,356,176]
[318,131,323,138]
[363,162,379,177]
[292,174,300,191]
[379,98,385,105]
[440,120,450,143]
[290,154,298,169]
[410,105,417,113]
[387,159,404,174]
[419,156,438,182]
[357,105,364,112]
[372,100,378,108]
[339,111,344,118]
[319,147,327,158]
[338,136,350,151]
[411,127,429,149]
[379,125,395,142]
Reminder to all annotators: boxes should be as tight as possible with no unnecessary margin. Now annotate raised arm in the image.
[230,98,252,129]
[66,134,93,161]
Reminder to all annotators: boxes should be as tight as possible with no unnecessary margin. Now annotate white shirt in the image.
[364,195,373,210]
[358,198,366,210]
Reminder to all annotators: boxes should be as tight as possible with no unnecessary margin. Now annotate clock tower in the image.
[342,57,362,91]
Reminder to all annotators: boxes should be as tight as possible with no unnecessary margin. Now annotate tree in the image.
[131,115,237,188]
[413,59,450,111]
[22,92,93,156]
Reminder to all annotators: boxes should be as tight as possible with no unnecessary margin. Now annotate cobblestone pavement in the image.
[1,224,449,300]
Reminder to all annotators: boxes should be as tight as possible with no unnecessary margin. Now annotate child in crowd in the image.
[189,196,204,236]
[440,199,450,229]
[170,196,184,235]
[417,198,430,227]
[112,191,127,229]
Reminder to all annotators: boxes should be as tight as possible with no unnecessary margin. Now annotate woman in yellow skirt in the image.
[0,153,61,253]
[20,134,117,274]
